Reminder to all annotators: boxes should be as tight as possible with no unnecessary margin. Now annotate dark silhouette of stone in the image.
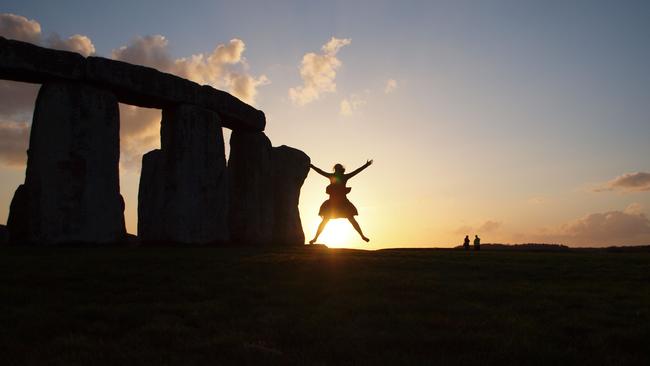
[0,36,86,83]
[0,38,313,246]
[228,131,273,244]
[86,57,265,131]
[228,131,310,245]
[6,184,29,243]
[85,56,201,108]
[10,82,124,244]
[0,38,265,131]
[271,146,310,246]
[138,104,228,244]
[200,85,266,131]
[0,224,7,245]
[138,149,165,242]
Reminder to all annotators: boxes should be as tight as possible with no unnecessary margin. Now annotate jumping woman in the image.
[309,159,373,244]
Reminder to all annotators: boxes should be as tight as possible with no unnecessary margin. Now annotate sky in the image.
[1,0,649,248]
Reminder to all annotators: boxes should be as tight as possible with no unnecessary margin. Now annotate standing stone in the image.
[0,224,7,245]
[228,131,311,246]
[271,146,310,246]
[138,150,165,241]
[228,131,273,244]
[6,184,29,243]
[7,82,124,244]
[138,104,228,244]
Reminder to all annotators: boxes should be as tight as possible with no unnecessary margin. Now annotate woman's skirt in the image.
[318,198,358,218]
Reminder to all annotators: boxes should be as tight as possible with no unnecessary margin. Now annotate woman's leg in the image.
[310,217,330,244]
[348,216,370,242]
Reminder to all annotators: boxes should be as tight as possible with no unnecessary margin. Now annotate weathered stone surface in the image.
[271,146,310,246]
[228,131,273,244]
[228,132,310,245]
[12,82,124,244]
[138,104,228,244]
[0,36,85,83]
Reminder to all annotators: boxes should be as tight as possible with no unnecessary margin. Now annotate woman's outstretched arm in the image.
[346,159,373,179]
[310,164,331,177]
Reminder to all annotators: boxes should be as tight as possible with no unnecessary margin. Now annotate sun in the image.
[318,219,355,247]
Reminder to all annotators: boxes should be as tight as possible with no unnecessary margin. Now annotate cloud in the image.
[595,172,650,193]
[384,79,398,94]
[533,208,650,246]
[0,13,41,44]
[289,37,351,106]
[527,196,547,205]
[118,104,162,171]
[46,34,95,57]
[454,220,503,235]
[339,94,366,116]
[111,36,267,104]
[0,120,30,167]
[478,220,502,232]
[111,35,174,71]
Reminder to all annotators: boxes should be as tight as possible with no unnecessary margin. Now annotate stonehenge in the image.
[1,36,310,245]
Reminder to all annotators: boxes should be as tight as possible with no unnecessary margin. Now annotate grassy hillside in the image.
[1,246,649,365]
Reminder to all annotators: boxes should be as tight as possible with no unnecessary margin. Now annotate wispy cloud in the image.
[0,121,29,167]
[384,79,398,94]
[339,94,366,116]
[289,37,351,106]
[594,172,650,193]
[111,35,269,104]
[532,207,650,246]
[454,220,503,235]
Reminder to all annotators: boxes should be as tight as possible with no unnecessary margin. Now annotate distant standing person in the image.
[474,235,481,251]
[463,235,470,251]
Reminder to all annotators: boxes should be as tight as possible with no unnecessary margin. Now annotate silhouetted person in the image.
[463,235,470,250]
[474,235,481,251]
[309,160,373,244]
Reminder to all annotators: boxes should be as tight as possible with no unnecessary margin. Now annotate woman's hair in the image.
[333,163,345,173]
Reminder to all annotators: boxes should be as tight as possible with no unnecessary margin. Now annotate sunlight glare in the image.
[318,219,355,248]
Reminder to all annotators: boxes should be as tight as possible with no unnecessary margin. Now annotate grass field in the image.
[1,246,649,365]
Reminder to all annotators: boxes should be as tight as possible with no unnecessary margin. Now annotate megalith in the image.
[138,104,228,244]
[271,146,310,246]
[228,131,310,245]
[7,82,124,244]
[228,131,273,244]
[138,149,165,241]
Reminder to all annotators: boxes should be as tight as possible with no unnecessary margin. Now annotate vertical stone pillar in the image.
[271,146,310,246]
[138,104,228,244]
[7,82,124,244]
[228,131,273,244]
[228,132,311,246]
